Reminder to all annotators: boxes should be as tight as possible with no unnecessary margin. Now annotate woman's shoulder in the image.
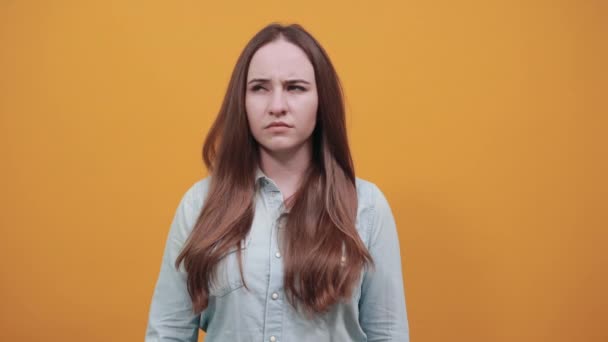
[181,174,387,213]
[355,176,386,210]
[354,176,394,241]
[179,175,390,242]
[181,175,212,207]
[184,175,386,205]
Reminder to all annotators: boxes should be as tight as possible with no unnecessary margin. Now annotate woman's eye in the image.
[288,85,306,92]
[250,85,306,92]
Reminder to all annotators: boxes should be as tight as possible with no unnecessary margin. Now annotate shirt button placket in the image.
[263,189,284,342]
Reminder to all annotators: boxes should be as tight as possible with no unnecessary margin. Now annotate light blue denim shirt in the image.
[145,168,409,341]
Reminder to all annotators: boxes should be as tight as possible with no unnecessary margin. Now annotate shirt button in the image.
[269,336,277,342]
[271,292,279,300]
[275,251,281,258]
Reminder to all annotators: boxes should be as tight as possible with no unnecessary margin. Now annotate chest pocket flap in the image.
[209,234,253,297]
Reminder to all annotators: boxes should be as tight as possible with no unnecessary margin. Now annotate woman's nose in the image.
[268,89,287,116]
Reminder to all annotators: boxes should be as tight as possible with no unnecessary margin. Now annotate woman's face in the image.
[245,38,318,155]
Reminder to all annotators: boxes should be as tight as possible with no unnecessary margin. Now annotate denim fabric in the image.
[145,168,409,341]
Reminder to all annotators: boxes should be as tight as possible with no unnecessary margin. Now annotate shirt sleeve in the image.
[358,184,410,341]
[145,183,202,342]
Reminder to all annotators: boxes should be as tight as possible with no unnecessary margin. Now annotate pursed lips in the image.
[266,122,292,128]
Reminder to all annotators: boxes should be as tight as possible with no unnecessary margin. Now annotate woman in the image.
[145,22,409,341]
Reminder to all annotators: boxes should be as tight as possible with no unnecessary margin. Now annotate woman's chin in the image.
[260,141,302,154]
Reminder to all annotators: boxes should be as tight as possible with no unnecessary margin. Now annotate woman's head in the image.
[245,37,318,157]
[203,23,351,180]
[179,23,372,316]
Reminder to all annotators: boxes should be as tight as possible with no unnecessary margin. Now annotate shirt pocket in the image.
[209,233,253,298]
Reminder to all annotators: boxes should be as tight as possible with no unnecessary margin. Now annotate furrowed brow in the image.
[247,78,311,85]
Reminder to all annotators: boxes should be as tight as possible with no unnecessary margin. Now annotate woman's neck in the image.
[258,140,312,201]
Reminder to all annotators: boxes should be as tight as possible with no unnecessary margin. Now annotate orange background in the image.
[1,1,606,341]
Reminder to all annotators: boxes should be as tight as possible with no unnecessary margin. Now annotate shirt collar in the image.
[254,165,268,184]
[254,165,291,213]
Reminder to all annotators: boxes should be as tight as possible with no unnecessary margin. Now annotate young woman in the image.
[145,22,409,341]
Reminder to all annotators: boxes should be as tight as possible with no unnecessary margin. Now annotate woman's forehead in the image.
[247,40,315,81]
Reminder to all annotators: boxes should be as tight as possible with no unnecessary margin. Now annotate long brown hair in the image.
[175,22,373,316]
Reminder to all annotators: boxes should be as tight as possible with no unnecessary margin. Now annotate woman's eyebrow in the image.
[247,78,311,85]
